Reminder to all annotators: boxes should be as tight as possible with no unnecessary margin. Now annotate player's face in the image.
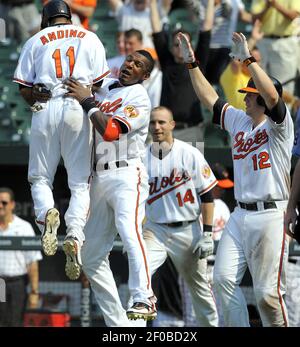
[119,52,150,85]
[124,36,143,55]
[244,93,261,116]
[150,110,175,143]
[0,193,15,219]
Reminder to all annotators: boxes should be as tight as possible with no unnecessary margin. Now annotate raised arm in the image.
[177,32,219,112]
[230,32,279,110]
[150,0,163,33]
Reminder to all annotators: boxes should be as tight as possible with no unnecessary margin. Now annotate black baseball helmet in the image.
[41,0,72,29]
[238,76,283,107]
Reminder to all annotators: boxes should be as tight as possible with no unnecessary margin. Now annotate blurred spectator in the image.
[251,0,300,94]
[0,0,40,43]
[107,32,126,78]
[109,0,172,49]
[199,0,252,85]
[0,187,42,327]
[179,162,233,327]
[42,0,97,29]
[150,0,205,143]
[107,28,162,107]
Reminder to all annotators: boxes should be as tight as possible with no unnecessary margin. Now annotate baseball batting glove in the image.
[32,83,52,103]
[176,32,195,63]
[229,32,251,62]
[193,232,214,259]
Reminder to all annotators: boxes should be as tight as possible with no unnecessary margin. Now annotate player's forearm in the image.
[81,98,108,135]
[288,159,300,209]
[188,66,219,112]
[248,62,279,109]
[201,202,214,227]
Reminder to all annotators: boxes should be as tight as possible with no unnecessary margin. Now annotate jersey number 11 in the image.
[52,46,75,78]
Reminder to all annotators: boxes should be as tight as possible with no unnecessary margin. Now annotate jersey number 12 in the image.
[52,46,75,78]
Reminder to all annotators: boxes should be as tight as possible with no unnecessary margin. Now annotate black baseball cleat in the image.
[126,302,157,321]
[41,208,60,256]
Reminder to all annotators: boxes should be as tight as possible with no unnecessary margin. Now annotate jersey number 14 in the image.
[176,189,195,207]
[52,47,75,78]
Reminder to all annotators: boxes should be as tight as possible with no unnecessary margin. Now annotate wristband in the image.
[88,108,100,118]
[203,224,213,233]
[186,61,199,69]
[243,56,257,67]
[80,97,97,114]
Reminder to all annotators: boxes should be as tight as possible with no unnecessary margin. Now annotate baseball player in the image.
[64,50,157,324]
[284,106,300,327]
[177,31,293,327]
[13,0,109,280]
[143,106,219,327]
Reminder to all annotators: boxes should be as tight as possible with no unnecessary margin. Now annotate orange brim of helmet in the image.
[217,179,234,189]
[238,87,259,94]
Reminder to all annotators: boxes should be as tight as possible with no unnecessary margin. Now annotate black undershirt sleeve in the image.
[266,98,286,124]
[200,189,213,203]
[212,98,228,126]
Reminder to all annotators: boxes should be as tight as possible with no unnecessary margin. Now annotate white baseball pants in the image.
[213,205,289,327]
[28,97,92,244]
[81,162,153,326]
[143,220,219,327]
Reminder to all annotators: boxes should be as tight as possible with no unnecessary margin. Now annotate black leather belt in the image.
[238,201,277,211]
[103,160,128,170]
[1,275,26,282]
[264,35,291,39]
[164,220,195,228]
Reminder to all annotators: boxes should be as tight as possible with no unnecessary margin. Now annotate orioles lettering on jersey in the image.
[95,98,123,114]
[148,168,192,204]
[40,29,86,45]
[233,129,269,159]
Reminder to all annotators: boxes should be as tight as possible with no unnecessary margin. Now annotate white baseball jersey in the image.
[214,103,294,202]
[145,139,217,223]
[13,24,109,95]
[94,78,151,168]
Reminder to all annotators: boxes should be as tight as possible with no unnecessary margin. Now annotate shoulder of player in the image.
[174,139,202,156]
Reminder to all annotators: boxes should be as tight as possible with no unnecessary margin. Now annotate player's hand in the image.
[229,32,251,62]
[285,206,298,238]
[193,232,214,259]
[176,32,195,63]
[64,78,92,103]
[32,83,52,103]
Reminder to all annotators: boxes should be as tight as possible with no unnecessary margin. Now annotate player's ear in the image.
[170,120,176,130]
[142,71,150,81]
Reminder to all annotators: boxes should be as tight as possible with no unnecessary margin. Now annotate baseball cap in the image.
[211,163,234,189]
[238,78,259,94]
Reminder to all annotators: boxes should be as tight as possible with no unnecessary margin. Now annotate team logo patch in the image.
[201,165,211,179]
[124,105,139,118]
